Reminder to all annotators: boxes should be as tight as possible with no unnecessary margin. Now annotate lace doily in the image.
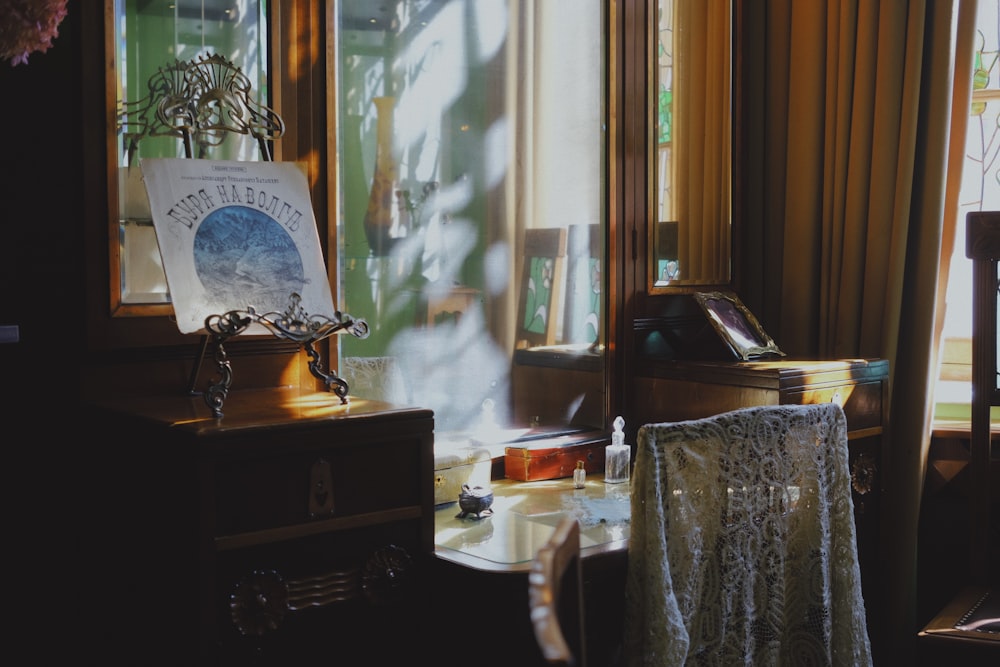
[559,492,631,529]
[624,403,872,666]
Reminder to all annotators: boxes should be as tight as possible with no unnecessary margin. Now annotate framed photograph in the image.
[692,291,785,361]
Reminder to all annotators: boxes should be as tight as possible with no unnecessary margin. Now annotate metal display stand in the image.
[189,292,370,418]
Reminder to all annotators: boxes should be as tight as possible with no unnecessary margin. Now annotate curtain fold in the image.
[672,0,731,282]
[740,0,976,662]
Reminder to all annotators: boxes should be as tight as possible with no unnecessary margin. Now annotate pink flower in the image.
[0,0,69,67]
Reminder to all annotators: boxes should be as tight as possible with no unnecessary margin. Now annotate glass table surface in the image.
[433,477,631,572]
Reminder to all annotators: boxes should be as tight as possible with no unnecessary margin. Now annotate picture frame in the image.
[692,291,785,361]
[516,227,567,348]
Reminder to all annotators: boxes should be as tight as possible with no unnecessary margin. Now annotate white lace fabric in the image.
[340,355,408,404]
[625,403,872,666]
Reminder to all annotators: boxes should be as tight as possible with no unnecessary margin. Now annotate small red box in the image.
[504,430,608,481]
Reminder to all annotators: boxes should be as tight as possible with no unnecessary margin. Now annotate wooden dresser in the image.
[631,358,889,656]
[85,387,434,665]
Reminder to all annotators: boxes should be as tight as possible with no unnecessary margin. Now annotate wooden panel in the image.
[634,375,776,425]
[785,379,884,432]
[632,359,887,437]
[512,359,605,429]
[214,436,422,535]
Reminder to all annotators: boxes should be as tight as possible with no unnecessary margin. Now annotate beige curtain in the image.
[672,0,731,282]
[738,0,976,662]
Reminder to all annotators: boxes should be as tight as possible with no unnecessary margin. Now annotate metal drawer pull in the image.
[230,569,289,636]
[287,568,361,610]
[851,452,877,498]
[230,567,361,635]
[229,545,414,635]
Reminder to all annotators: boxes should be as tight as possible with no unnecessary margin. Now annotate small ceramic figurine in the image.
[456,484,494,519]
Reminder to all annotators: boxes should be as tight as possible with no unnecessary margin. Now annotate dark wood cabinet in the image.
[632,359,886,431]
[85,388,433,665]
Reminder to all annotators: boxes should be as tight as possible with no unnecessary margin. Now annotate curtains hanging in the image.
[738,0,976,662]
[672,0,731,283]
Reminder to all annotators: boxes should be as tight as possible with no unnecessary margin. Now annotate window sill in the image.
[932,413,1000,440]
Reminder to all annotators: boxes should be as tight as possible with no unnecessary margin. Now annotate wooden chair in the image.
[529,516,587,667]
[918,211,1000,662]
[626,403,873,665]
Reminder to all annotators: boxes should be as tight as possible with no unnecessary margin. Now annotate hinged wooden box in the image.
[504,430,608,481]
[433,444,494,505]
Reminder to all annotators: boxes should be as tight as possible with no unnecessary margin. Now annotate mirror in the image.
[650,0,732,290]
[334,0,607,435]
[108,0,269,316]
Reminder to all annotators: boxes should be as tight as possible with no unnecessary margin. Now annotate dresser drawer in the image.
[213,436,423,536]
[633,358,887,438]
[785,379,883,433]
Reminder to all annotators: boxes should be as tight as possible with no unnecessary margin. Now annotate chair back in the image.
[529,516,587,667]
[916,212,1000,660]
[625,402,872,666]
[966,210,1000,583]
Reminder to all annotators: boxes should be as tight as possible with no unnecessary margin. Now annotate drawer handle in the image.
[229,545,415,635]
[230,566,363,635]
[851,452,877,497]
[361,545,415,605]
[287,568,361,609]
[309,458,335,517]
[830,391,842,407]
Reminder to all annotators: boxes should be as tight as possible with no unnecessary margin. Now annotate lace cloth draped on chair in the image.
[625,403,872,666]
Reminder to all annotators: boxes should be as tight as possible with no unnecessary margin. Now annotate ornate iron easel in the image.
[120,54,368,417]
[190,293,369,418]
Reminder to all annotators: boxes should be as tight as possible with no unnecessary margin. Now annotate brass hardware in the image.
[851,451,877,496]
[308,458,335,518]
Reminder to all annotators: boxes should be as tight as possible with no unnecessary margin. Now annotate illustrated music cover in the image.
[140,158,335,335]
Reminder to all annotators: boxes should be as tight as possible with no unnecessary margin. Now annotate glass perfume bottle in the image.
[573,460,587,488]
[605,416,630,484]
